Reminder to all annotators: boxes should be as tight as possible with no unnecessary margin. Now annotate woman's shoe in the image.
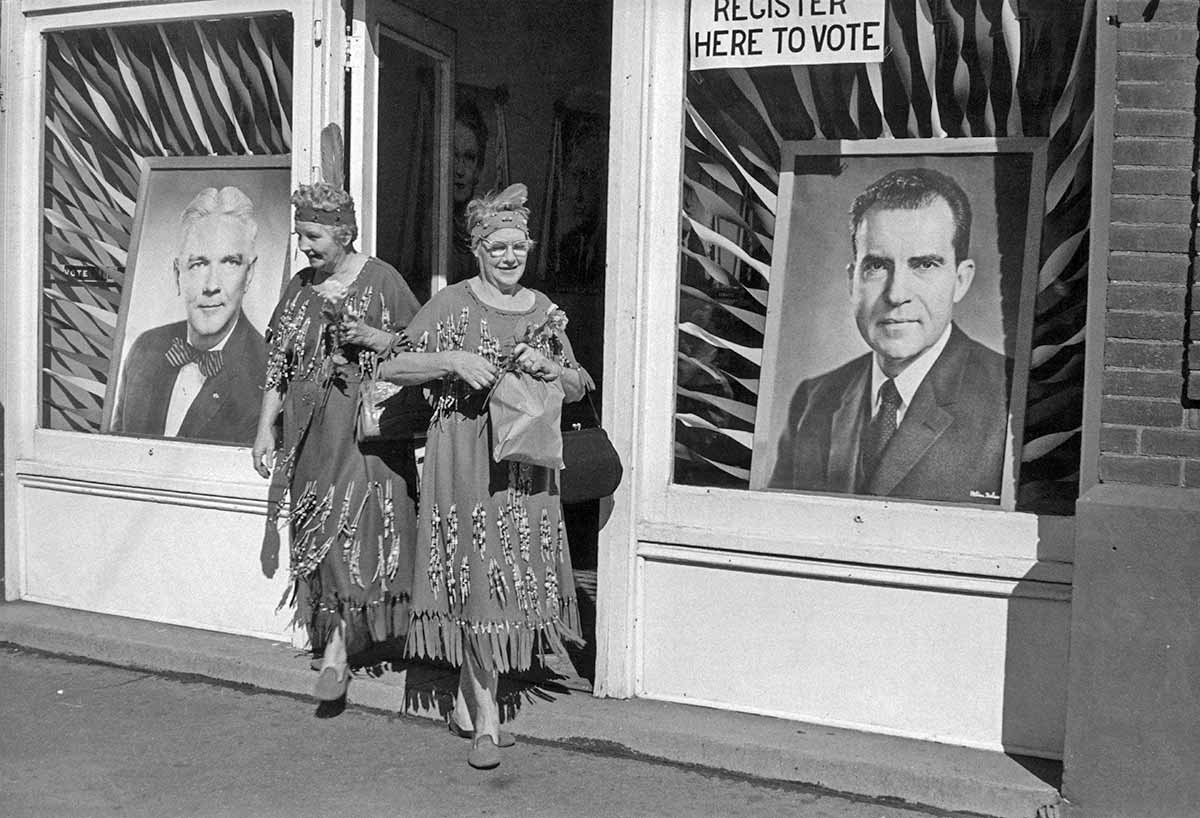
[313,664,350,701]
[448,719,515,748]
[467,735,501,770]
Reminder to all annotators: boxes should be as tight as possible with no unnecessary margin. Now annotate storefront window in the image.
[674,1,1092,514]
[40,15,293,447]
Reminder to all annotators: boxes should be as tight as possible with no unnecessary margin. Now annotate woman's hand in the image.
[336,317,391,354]
[251,425,277,478]
[512,343,562,382]
[449,351,500,391]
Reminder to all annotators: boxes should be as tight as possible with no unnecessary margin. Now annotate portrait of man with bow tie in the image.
[751,146,1044,508]
[106,176,282,446]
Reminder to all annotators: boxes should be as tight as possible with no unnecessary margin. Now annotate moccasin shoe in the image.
[313,665,350,701]
[448,719,515,748]
[468,735,502,770]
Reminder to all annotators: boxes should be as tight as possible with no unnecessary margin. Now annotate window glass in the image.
[674,1,1093,515]
[41,15,293,447]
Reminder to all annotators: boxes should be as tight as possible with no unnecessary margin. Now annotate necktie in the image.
[165,336,224,379]
[862,378,901,481]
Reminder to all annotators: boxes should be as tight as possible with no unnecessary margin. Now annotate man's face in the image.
[848,199,974,376]
[175,215,256,350]
[453,122,482,206]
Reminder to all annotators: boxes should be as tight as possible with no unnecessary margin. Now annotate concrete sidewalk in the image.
[0,601,1060,818]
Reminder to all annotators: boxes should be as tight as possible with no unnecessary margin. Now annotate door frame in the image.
[348,0,455,298]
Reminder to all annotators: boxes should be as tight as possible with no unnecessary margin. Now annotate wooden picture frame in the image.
[100,154,293,446]
[750,138,1047,510]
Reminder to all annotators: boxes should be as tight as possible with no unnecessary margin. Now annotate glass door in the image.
[349,0,454,303]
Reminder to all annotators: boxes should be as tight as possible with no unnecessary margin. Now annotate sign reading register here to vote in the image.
[690,0,886,70]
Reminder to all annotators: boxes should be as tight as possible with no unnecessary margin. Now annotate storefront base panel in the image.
[637,547,1070,758]
[1062,484,1200,818]
[16,476,292,642]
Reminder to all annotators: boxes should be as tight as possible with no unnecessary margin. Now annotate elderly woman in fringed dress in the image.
[251,182,421,702]
[377,183,589,769]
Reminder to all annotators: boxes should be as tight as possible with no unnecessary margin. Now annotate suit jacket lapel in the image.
[143,328,186,434]
[867,326,969,497]
[828,358,870,493]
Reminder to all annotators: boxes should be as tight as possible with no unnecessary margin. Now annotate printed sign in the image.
[690,0,886,70]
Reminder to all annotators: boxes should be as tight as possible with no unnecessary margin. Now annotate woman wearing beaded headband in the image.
[251,181,423,704]
[377,182,591,769]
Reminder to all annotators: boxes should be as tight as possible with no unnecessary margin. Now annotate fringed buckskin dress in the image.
[405,280,583,673]
[264,259,421,656]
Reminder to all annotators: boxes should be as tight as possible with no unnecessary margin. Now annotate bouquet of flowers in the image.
[492,304,569,385]
[314,279,372,392]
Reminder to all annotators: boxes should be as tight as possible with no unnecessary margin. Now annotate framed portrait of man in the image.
[539,103,609,294]
[100,155,292,447]
[750,139,1046,510]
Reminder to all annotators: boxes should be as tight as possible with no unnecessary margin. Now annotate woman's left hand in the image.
[336,317,390,354]
[512,342,561,382]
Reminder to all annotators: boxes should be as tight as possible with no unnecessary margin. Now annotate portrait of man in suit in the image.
[767,167,1009,505]
[449,97,489,286]
[109,186,268,446]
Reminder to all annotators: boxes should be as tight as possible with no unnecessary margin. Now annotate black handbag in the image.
[559,391,623,504]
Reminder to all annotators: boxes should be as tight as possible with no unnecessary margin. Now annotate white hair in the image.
[178,185,259,252]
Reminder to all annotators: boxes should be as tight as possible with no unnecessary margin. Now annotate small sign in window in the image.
[63,264,121,286]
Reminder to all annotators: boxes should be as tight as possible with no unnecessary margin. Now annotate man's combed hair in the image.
[848,167,972,263]
[180,186,259,247]
[455,98,489,169]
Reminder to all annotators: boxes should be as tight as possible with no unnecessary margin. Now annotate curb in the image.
[0,601,1060,818]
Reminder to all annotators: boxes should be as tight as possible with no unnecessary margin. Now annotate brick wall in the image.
[1100,1,1200,487]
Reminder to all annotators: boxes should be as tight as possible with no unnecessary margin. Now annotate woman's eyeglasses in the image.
[480,239,534,258]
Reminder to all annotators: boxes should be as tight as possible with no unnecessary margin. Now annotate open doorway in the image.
[352,0,614,682]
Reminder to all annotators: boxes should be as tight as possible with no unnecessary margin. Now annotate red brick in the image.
[1111,167,1194,197]
[1107,283,1187,312]
[1114,109,1197,138]
[1108,252,1190,283]
[1102,396,1183,426]
[1111,167,1193,196]
[1104,369,1183,397]
[1119,25,1200,54]
[1105,340,1182,370]
[1101,424,1140,453]
[1116,1,1200,25]
[1110,195,1194,225]
[1117,82,1196,110]
[1117,54,1198,84]
[1107,311,1185,340]
[1109,223,1193,253]
[1191,371,1200,400]
[1141,429,1200,457]
[1099,454,1182,485]
[1112,137,1195,167]
[1184,459,1200,487]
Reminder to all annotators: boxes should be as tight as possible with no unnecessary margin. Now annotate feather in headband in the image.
[470,183,530,241]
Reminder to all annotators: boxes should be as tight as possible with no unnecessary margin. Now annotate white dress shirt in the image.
[868,323,953,427]
[163,323,236,437]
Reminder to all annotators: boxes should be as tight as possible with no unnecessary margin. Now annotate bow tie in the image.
[165,336,224,379]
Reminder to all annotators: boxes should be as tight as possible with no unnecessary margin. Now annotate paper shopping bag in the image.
[487,372,565,469]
